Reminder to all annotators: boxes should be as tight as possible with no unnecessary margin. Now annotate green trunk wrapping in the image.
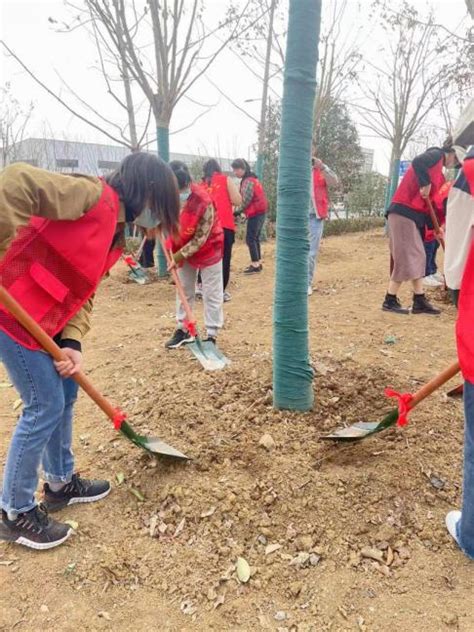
[156,125,170,277]
[273,0,321,411]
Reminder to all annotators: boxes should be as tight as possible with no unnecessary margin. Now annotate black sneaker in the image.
[412,293,441,315]
[204,336,217,345]
[0,504,72,550]
[43,474,111,513]
[243,265,262,274]
[165,328,195,349]
[382,293,409,314]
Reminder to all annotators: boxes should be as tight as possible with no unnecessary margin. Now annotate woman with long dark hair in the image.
[231,159,268,274]
[0,153,179,549]
[202,159,242,301]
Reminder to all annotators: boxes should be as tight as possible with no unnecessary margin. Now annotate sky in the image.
[0,0,471,175]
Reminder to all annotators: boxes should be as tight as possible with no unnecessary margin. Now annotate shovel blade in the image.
[447,383,464,398]
[120,421,189,459]
[187,340,230,371]
[322,409,399,442]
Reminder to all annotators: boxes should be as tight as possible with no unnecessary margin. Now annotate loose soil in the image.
[1,230,472,631]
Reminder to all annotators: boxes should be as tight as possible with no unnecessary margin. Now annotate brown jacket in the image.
[0,162,123,343]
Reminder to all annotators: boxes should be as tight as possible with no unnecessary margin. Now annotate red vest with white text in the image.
[0,181,122,349]
[392,158,445,215]
[313,168,329,219]
[242,177,268,218]
[207,173,235,231]
[171,183,223,268]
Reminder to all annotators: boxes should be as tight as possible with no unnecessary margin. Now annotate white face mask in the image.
[134,208,161,229]
[179,189,191,205]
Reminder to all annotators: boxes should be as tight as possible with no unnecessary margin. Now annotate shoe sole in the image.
[412,310,441,315]
[382,307,409,315]
[0,526,72,550]
[165,336,195,349]
[45,486,111,513]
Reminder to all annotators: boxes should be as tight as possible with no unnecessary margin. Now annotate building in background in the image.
[5,138,233,175]
[361,147,374,173]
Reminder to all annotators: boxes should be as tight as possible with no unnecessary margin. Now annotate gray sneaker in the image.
[0,504,72,550]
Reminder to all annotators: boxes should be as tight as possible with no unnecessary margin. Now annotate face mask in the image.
[134,208,161,229]
[179,189,191,204]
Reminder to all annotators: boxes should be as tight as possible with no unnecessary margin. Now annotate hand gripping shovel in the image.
[323,361,460,442]
[0,286,189,460]
[158,233,230,371]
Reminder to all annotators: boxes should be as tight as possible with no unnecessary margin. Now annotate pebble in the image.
[274,611,288,621]
[259,433,276,451]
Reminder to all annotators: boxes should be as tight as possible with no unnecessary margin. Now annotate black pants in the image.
[140,239,156,268]
[246,214,265,263]
[223,228,235,290]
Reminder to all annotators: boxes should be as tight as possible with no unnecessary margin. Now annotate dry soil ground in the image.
[1,229,473,632]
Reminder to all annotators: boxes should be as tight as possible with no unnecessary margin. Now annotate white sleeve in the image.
[445,187,474,290]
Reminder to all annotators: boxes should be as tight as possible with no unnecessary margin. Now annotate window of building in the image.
[98,160,120,171]
[56,158,79,169]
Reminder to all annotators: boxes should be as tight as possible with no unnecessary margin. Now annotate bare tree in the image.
[353,2,469,203]
[0,83,33,167]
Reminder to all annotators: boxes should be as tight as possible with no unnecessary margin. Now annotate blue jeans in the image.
[424,239,439,277]
[458,380,474,559]
[309,214,324,285]
[0,331,78,519]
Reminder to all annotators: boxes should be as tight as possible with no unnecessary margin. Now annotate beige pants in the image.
[176,261,224,337]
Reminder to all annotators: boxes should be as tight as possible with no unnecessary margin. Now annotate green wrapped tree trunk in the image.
[156,125,170,277]
[273,0,321,411]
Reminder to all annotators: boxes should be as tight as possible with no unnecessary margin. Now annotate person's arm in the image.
[412,148,444,188]
[235,179,254,214]
[174,204,215,262]
[321,164,339,187]
[227,177,242,206]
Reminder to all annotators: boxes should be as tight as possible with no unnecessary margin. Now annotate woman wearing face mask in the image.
[165,161,224,349]
[0,153,179,550]
[231,158,268,274]
[383,137,461,315]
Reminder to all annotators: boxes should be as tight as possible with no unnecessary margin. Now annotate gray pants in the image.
[177,261,224,337]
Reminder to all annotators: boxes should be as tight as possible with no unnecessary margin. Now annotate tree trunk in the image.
[256,0,277,180]
[273,0,321,411]
[155,116,171,276]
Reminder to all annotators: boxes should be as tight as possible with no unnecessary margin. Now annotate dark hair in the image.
[231,158,257,179]
[202,158,222,183]
[169,160,192,190]
[106,152,179,234]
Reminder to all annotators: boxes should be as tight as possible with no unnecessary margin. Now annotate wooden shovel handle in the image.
[157,231,197,330]
[410,361,460,408]
[426,197,445,250]
[0,286,121,423]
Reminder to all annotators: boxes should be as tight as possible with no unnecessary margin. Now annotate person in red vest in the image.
[445,146,474,560]
[383,137,460,315]
[202,159,242,302]
[231,159,268,274]
[308,156,339,296]
[0,154,179,549]
[165,161,224,349]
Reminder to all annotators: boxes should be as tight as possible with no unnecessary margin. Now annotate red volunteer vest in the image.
[206,173,235,231]
[171,183,223,268]
[242,177,268,218]
[0,181,122,350]
[392,158,445,215]
[457,240,474,382]
[313,168,329,219]
[424,180,451,241]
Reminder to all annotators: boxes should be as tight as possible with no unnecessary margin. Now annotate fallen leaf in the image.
[12,399,22,411]
[98,611,111,621]
[149,515,158,538]
[361,547,384,563]
[0,382,12,388]
[0,561,14,566]
[214,593,225,608]
[265,543,282,556]
[200,506,216,518]
[174,518,185,537]
[64,520,79,531]
[386,546,394,566]
[115,472,125,485]
[65,563,76,575]
[258,433,276,451]
[236,556,251,583]
[129,488,145,502]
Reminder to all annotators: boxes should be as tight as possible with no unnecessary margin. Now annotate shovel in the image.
[124,236,151,285]
[447,383,464,398]
[323,361,460,442]
[158,233,230,371]
[0,286,189,460]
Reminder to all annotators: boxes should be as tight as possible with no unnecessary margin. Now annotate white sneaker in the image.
[433,272,444,283]
[307,286,313,296]
[445,510,461,545]
[423,275,443,288]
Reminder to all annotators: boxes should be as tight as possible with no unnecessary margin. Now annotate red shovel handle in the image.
[157,231,198,336]
[0,286,126,429]
[410,361,460,408]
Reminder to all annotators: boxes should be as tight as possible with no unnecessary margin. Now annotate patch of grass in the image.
[323,216,385,236]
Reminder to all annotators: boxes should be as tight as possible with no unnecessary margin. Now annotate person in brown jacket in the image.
[0,154,179,550]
